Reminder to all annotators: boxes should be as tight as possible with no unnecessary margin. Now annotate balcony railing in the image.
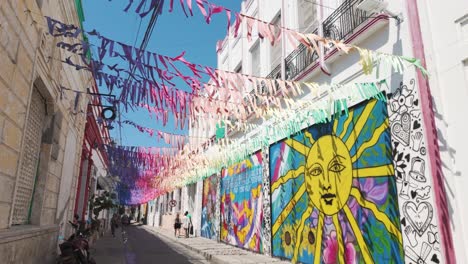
[267,0,371,81]
[267,63,282,79]
[284,29,319,80]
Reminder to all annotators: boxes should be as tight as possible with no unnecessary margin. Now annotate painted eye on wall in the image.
[308,165,323,176]
[328,161,345,173]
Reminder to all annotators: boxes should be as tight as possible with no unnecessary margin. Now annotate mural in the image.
[220,152,264,253]
[201,173,219,240]
[388,78,441,264]
[270,98,404,263]
[260,146,272,254]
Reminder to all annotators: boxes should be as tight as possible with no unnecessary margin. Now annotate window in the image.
[12,88,47,225]
[298,0,317,32]
[234,63,242,74]
[177,188,182,211]
[221,55,228,71]
[250,42,260,77]
[270,13,282,69]
[165,193,170,213]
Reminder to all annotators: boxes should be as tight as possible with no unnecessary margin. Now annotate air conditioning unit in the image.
[356,0,388,12]
[357,0,402,24]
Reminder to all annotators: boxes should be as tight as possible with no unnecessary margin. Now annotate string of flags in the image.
[31,8,430,204]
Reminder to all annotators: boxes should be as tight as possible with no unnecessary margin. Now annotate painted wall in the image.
[220,152,264,252]
[388,74,443,263]
[270,98,404,263]
[184,0,458,261]
[201,174,220,240]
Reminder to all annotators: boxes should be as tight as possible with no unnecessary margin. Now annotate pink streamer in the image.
[233,13,242,38]
[226,10,231,35]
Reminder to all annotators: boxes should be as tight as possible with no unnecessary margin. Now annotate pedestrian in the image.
[121,213,129,226]
[111,213,120,238]
[174,213,182,237]
[69,214,81,236]
[183,211,192,238]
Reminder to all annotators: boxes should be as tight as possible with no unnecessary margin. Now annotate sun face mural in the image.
[201,173,219,240]
[270,98,404,263]
[220,152,263,253]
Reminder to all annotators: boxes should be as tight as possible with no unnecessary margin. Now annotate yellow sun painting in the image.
[269,98,404,263]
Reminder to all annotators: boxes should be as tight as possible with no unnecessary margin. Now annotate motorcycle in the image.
[57,221,96,264]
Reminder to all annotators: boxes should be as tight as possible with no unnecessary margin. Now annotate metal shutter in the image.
[12,88,46,225]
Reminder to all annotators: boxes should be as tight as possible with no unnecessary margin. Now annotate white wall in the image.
[56,128,77,239]
[417,1,468,263]
[187,0,464,262]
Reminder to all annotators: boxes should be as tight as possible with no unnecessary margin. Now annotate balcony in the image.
[229,0,375,138]
[267,0,372,81]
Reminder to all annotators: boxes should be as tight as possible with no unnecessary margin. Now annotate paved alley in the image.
[93,225,210,264]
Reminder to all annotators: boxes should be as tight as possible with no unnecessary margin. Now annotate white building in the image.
[161,0,468,263]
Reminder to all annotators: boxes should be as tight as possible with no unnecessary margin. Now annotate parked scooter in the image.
[57,220,96,264]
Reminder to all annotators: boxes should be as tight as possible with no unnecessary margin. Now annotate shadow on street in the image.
[93,225,199,264]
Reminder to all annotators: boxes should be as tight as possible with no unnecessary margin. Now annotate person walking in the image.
[174,213,182,237]
[111,213,120,238]
[183,211,192,238]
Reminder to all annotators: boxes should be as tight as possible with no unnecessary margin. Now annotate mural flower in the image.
[390,86,414,116]
[281,223,296,258]
[323,231,356,264]
[300,225,316,257]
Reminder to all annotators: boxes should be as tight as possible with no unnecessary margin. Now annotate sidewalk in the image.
[143,226,290,264]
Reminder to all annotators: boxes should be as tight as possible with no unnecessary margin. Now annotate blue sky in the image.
[81,0,241,147]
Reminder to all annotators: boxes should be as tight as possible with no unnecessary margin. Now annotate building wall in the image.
[184,0,461,263]
[416,1,468,263]
[0,0,91,262]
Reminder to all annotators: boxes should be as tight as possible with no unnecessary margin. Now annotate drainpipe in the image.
[406,0,456,263]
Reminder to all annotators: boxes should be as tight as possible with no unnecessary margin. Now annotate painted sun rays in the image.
[270,98,404,263]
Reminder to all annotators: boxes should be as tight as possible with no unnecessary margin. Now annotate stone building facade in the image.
[0,0,92,262]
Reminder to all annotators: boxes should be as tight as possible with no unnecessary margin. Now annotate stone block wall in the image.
[0,0,91,262]
[0,226,58,264]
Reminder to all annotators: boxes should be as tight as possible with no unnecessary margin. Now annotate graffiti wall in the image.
[220,152,264,252]
[270,98,404,263]
[388,78,441,263]
[201,173,219,240]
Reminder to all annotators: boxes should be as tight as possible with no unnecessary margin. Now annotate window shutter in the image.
[12,89,46,225]
[251,43,260,77]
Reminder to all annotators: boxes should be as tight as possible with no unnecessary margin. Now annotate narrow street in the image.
[1,0,466,263]
[93,225,209,264]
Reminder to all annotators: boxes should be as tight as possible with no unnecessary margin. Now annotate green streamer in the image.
[401,56,429,78]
